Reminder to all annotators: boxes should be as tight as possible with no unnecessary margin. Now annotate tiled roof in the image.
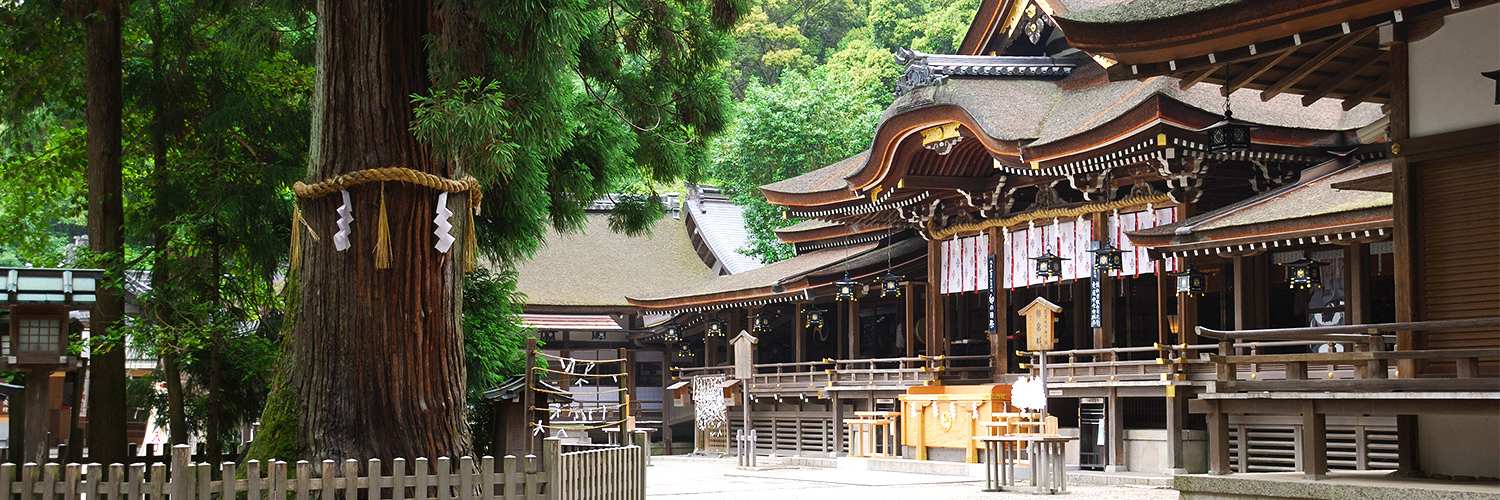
[511,212,717,308]
[685,186,763,274]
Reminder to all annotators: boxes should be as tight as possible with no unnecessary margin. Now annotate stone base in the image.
[1175,471,1500,500]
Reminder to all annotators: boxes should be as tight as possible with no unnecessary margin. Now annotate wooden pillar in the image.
[1397,414,1420,475]
[1209,400,1231,475]
[661,344,674,455]
[1105,388,1126,472]
[1073,277,1090,350]
[1299,402,1327,479]
[904,285,916,358]
[836,301,848,359]
[848,297,861,359]
[1165,389,1186,473]
[1155,260,1172,346]
[926,239,944,357]
[524,338,538,454]
[794,302,806,364]
[1345,243,1368,325]
[831,395,844,457]
[1390,25,1417,378]
[990,228,1009,378]
[1093,213,1116,356]
[23,369,51,463]
[1232,256,1251,330]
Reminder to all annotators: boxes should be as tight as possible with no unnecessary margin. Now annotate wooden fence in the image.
[0,432,649,500]
[543,432,647,500]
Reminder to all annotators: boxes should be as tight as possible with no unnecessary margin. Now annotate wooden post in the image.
[1299,402,1327,479]
[1093,213,1116,358]
[991,228,1009,377]
[1390,25,1417,379]
[1397,414,1420,476]
[1106,388,1125,472]
[904,286,916,358]
[542,438,560,500]
[619,347,634,435]
[168,445,192,500]
[22,369,50,464]
[927,239,945,358]
[794,303,806,364]
[1165,389,1186,473]
[1209,401,1230,474]
[1345,243,1367,325]
[661,343,674,455]
[836,302,847,360]
[848,297,861,359]
[831,396,844,458]
[524,338,538,455]
[1155,260,1172,347]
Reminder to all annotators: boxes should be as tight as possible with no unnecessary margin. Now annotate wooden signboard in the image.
[1018,297,1061,351]
[729,330,758,380]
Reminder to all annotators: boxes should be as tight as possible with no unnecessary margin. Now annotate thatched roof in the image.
[511,213,717,308]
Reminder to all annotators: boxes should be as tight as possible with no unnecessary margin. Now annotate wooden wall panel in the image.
[1414,151,1500,356]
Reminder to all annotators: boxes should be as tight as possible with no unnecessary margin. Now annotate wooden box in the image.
[899,384,1012,463]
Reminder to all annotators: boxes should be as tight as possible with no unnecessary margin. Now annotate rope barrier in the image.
[532,366,627,377]
[535,352,629,363]
[528,385,629,396]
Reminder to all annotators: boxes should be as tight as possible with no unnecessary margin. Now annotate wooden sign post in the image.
[729,330,758,467]
[1018,297,1061,414]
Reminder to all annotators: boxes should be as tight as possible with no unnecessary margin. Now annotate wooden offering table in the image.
[844,411,901,457]
[977,434,1075,494]
[899,384,1012,462]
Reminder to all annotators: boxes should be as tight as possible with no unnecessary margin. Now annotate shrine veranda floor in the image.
[646,456,1180,499]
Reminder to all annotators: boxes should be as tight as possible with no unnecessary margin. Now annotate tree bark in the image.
[84,0,129,466]
[261,0,470,461]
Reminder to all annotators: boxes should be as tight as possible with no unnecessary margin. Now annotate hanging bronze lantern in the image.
[663,326,680,343]
[1175,266,1205,296]
[835,272,858,301]
[1286,257,1325,290]
[1031,250,1068,279]
[752,315,771,334]
[706,320,726,338]
[1088,241,1124,273]
[880,271,903,298]
[675,342,696,361]
[804,308,825,331]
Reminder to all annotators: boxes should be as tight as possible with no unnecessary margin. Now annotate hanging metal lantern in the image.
[834,272,858,301]
[1286,257,1326,290]
[804,309,825,331]
[1031,250,1068,279]
[675,342,696,361]
[1175,266,1205,296]
[706,320,726,338]
[1088,241,1124,273]
[880,271,903,298]
[662,326,680,343]
[752,315,771,334]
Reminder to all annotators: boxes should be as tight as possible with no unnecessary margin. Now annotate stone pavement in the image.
[647,456,1180,499]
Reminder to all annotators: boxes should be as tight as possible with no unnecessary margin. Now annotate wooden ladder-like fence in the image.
[0,432,649,500]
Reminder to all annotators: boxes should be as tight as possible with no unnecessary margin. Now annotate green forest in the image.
[0,0,974,459]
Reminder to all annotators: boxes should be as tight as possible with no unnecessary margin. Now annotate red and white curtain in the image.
[1106,206,1180,278]
[1001,217,1093,289]
[940,235,990,294]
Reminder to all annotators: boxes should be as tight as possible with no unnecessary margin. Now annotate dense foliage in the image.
[710,0,979,262]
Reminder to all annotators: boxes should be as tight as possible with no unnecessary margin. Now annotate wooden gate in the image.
[542,433,647,500]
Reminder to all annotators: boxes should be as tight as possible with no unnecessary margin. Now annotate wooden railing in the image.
[1198,318,1500,392]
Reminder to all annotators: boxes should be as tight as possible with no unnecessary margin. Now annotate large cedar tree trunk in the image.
[266,0,470,461]
[84,0,129,466]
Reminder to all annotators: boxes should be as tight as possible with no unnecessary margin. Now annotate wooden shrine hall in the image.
[621,0,1449,478]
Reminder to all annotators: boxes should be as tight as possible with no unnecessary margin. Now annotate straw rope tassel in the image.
[464,204,478,272]
[289,205,304,272]
[374,183,392,269]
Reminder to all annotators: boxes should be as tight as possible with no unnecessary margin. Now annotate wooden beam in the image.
[1302,48,1386,106]
[794,302,806,364]
[1223,47,1298,95]
[989,227,1008,378]
[1389,28,1415,379]
[899,175,985,191]
[1179,63,1226,90]
[1262,28,1376,101]
[1341,80,1390,110]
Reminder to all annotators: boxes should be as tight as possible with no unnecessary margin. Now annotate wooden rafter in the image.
[1343,80,1391,110]
[1223,47,1299,95]
[1179,63,1226,90]
[1302,48,1387,106]
[1261,27,1378,101]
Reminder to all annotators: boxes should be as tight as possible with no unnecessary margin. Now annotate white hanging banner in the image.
[433,192,456,253]
[333,189,354,252]
[940,235,990,294]
[1108,206,1180,277]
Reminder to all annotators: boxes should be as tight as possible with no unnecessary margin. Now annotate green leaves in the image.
[410,78,518,185]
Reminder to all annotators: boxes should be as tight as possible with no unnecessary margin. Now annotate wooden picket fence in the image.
[0,432,649,500]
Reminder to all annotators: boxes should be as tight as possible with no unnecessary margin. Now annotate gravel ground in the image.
[646,457,1180,500]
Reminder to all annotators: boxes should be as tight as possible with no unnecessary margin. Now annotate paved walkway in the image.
[647,457,1180,499]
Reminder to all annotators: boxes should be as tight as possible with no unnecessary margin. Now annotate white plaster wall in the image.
[1409,4,1500,136]
[1419,414,1500,479]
